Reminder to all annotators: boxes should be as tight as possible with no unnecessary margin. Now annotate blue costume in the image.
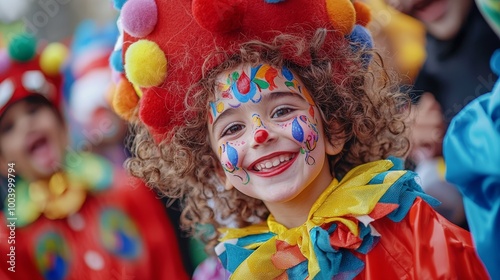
[444,49,500,279]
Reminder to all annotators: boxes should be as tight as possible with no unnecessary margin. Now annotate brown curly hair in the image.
[126,28,410,252]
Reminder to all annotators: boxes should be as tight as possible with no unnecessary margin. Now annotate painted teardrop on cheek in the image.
[220,144,233,172]
[226,143,239,169]
[292,117,304,142]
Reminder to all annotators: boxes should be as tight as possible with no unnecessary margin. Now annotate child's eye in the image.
[0,122,13,134]
[272,107,294,118]
[222,123,245,137]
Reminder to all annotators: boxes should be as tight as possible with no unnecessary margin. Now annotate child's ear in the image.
[224,178,234,191]
[324,123,345,156]
[325,137,344,156]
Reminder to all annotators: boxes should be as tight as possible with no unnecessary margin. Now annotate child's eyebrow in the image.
[211,91,306,134]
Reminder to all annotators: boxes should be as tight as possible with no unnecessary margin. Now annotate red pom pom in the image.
[192,0,245,33]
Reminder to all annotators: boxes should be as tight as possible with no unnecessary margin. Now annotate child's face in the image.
[0,99,68,182]
[208,63,338,205]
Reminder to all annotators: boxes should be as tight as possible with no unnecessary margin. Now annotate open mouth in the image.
[25,133,62,172]
[28,135,49,155]
[250,153,297,176]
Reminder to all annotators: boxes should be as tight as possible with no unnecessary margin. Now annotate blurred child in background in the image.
[386,0,500,228]
[63,20,129,166]
[0,33,188,279]
[444,0,500,278]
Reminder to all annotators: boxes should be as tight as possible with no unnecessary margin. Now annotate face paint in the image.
[219,142,250,184]
[289,114,319,165]
[209,64,316,121]
[251,113,270,144]
[208,63,336,206]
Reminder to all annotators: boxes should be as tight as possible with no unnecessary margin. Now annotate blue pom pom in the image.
[265,0,286,3]
[109,49,124,72]
[348,25,373,51]
[348,25,374,68]
[113,0,128,10]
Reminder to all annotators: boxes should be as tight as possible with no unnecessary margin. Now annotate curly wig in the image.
[126,29,410,252]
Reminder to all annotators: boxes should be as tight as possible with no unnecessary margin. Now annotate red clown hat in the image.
[0,33,68,117]
[109,0,373,141]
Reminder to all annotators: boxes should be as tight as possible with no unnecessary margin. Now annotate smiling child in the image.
[109,0,488,278]
[0,33,188,279]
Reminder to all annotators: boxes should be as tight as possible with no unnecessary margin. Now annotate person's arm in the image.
[443,52,500,278]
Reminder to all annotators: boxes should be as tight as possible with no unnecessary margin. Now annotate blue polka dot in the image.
[113,0,128,10]
[109,49,124,73]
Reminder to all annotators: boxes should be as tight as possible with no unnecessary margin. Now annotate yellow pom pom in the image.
[40,43,68,76]
[325,0,356,35]
[124,40,167,87]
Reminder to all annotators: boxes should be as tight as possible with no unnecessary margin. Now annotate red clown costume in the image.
[0,34,188,279]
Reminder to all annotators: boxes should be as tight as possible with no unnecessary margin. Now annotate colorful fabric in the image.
[12,153,113,227]
[193,256,230,280]
[444,49,500,280]
[216,158,439,279]
[0,153,189,280]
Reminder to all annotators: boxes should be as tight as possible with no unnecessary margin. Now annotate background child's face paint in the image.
[208,63,333,204]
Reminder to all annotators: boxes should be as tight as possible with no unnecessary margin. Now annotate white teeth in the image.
[253,154,293,171]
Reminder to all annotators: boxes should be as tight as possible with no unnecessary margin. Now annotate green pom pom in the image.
[8,33,37,62]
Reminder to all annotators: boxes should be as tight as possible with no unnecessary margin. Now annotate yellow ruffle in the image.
[219,159,405,279]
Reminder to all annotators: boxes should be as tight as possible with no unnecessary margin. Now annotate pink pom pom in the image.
[192,0,245,33]
[0,50,11,74]
[121,0,158,38]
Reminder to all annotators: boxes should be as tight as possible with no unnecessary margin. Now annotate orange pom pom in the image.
[353,1,372,27]
[325,0,356,35]
[113,78,140,120]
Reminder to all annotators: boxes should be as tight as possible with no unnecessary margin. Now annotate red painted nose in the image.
[254,129,269,144]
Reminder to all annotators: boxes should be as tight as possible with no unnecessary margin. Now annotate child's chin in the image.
[31,155,63,177]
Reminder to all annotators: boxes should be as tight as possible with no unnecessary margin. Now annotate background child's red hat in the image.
[109,0,373,142]
[0,33,68,117]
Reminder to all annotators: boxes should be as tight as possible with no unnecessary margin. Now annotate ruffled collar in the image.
[4,153,114,227]
[216,158,438,279]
